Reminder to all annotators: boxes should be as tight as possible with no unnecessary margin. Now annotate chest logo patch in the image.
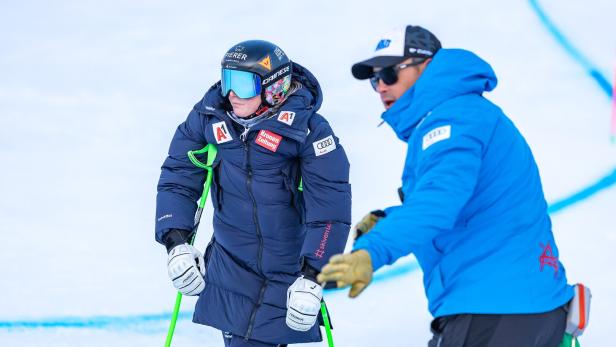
[313,135,336,156]
[277,111,295,126]
[212,121,233,144]
[255,130,282,152]
[422,125,451,150]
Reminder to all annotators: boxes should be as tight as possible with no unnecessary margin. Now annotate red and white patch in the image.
[277,111,295,126]
[255,130,282,152]
[212,121,233,144]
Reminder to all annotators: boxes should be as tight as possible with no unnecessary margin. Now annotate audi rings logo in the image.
[316,138,333,149]
[312,135,336,156]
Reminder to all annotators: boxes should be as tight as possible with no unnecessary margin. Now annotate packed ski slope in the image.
[0,0,614,346]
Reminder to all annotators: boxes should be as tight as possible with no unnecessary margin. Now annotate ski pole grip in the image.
[188,144,218,169]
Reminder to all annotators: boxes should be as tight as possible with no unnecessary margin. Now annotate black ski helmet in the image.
[221,40,293,106]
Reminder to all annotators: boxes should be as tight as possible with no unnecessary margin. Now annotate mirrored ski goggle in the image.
[369,59,426,90]
[221,69,262,99]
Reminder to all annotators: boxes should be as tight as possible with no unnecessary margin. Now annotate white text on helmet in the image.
[274,47,285,60]
[262,66,290,85]
[225,52,247,60]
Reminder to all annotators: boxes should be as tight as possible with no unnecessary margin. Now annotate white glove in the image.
[286,276,323,331]
[167,244,206,296]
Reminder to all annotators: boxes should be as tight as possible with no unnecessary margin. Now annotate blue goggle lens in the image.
[221,69,262,99]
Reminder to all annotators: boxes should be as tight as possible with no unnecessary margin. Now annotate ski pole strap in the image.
[188,143,218,169]
[187,144,218,210]
[320,301,334,347]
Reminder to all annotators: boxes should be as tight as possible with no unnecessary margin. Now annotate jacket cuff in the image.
[370,209,387,217]
[162,229,193,253]
[301,261,320,282]
[301,260,336,289]
[301,222,349,270]
[353,237,386,271]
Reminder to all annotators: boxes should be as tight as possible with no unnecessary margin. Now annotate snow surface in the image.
[0,0,614,346]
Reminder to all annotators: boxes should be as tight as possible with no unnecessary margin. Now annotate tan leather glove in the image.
[317,250,373,298]
[354,210,386,241]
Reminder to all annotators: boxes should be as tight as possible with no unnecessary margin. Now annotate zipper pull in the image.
[240,126,250,142]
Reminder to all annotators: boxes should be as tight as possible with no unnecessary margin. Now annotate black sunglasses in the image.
[369,59,426,90]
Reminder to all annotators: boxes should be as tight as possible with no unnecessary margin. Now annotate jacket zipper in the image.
[241,130,267,339]
[245,279,268,340]
[241,130,264,274]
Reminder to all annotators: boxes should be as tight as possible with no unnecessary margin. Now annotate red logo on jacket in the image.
[314,223,332,259]
[539,242,559,277]
[255,130,282,152]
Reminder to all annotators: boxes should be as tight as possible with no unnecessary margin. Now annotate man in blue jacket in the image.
[317,26,573,346]
[156,40,351,347]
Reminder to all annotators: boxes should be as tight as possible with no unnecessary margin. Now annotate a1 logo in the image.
[277,111,295,126]
[212,121,233,144]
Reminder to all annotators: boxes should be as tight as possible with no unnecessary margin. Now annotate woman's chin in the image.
[232,108,250,117]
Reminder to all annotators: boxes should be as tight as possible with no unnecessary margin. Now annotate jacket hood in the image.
[382,48,498,141]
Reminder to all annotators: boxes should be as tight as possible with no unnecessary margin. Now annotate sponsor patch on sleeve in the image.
[422,125,451,150]
[157,214,172,222]
[277,111,295,126]
[255,129,282,152]
[212,121,233,144]
[313,135,336,156]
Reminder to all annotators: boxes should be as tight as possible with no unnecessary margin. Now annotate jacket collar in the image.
[196,62,323,144]
[381,48,498,141]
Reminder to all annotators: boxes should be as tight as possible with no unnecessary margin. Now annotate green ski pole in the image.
[320,301,334,347]
[164,144,218,347]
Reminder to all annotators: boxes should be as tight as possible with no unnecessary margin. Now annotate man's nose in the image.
[376,79,388,93]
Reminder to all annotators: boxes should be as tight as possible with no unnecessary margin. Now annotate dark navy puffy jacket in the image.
[155,63,351,344]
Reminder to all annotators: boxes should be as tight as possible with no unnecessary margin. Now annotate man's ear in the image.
[418,58,432,73]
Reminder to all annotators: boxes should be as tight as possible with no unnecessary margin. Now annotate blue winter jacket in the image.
[353,49,573,318]
[156,63,351,344]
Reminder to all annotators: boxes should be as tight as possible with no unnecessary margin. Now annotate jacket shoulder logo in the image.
[212,121,233,144]
[422,125,451,150]
[313,135,336,156]
[277,111,295,126]
[255,130,282,152]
